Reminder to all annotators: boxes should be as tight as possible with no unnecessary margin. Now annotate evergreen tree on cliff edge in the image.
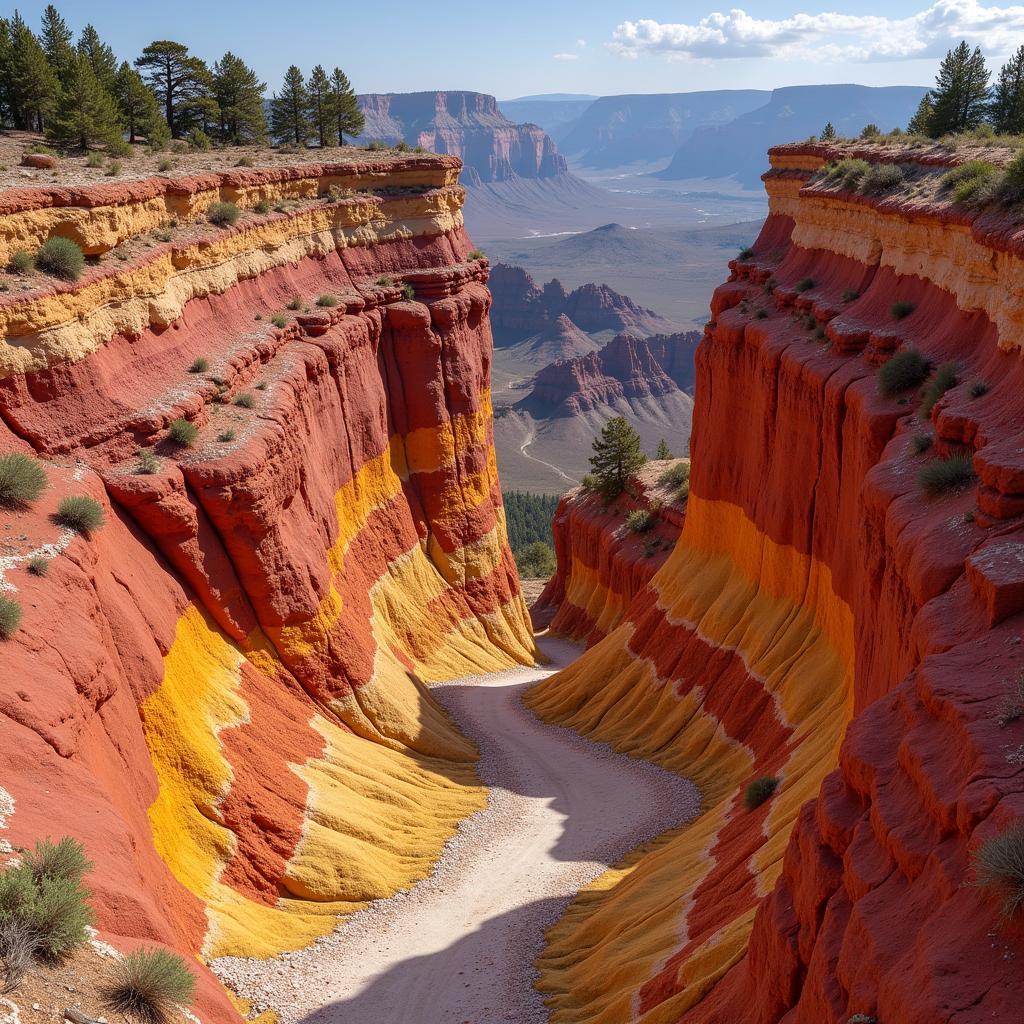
[990,46,1024,135]
[212,52,266,144]
[270,65,311,146]
[590,417,646,498]
[330,67,364,144]
[307,65,337,148]
[928,41,990,136]
[135,40,208,137]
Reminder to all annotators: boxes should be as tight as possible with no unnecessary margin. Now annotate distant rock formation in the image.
[357,91,567,184]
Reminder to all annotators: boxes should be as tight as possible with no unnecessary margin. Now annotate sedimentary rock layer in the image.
[0,155,534,1022]
[531,141,1024,1022]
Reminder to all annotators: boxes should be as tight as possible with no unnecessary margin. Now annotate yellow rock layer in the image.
[529,495,853,1023]
[765,156,1024,349]
[0,187,465,378]
[0,160,460,265]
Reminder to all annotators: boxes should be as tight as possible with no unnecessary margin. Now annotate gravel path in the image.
[213,637,701,1024]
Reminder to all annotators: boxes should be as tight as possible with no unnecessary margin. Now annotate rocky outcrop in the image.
[521,331,701,418]
[357,91,566,184]
[488,262,669,342]
[0,155,534,1021]
[530,141,1024,1022]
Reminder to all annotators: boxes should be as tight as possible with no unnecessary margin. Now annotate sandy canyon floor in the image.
[215,637,700,1023]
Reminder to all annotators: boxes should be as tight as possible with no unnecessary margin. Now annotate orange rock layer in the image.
[0,156,535,1022]
[530,142,1024,1023]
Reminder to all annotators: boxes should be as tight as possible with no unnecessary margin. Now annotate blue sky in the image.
[10,0,1024,98]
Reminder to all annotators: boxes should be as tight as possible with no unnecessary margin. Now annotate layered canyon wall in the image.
[0,155,534,1020]
[531,141,1024,1022]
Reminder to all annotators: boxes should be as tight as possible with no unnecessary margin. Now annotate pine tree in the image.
[39,4,74,84]
[48,51,121,148]
[114,62,168,145]
[330,67,364,144]
[656,439,672,460]
[212,52,266,144]
[589,417,646,497]
[0,19,14,128]
[820,121,836,141]
[929,41,990,136]
[7,13,60,131]
[77,25,118,95]
[174,59,218,140]
[908,93,934,135]
[135,40,207,137]
[990,46,1024,135]
[307,65,336,147]
[270,66,311,146]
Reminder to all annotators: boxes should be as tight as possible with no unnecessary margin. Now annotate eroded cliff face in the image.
[530,141,1024,1022]
[0,155,534,1020]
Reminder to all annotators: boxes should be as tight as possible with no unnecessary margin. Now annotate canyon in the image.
[2,132,1024,1024]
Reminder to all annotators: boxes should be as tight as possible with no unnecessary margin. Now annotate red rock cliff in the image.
[529,139,1024,1022]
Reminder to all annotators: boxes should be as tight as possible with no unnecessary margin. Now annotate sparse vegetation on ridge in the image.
[167,418,198,447]
[0,595,22,640]
[0,452,47,507]
[625,509,653,533]
[973,825,1024,918]
[921,361,958,417]
[35,237,84,282]
[744,776,779,810]
[104,947,196,1021]
[878,347,929,396]
[917,453,976,495]
[56,495,105,533]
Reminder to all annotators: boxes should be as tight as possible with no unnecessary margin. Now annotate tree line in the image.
[0,5,364,150]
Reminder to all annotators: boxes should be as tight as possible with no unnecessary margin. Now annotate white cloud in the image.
[576,38,587,48]
[553,52,580,60]
[609,0,1024,62]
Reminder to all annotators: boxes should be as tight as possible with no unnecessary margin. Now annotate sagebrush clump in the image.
[0,453,47,507]
[168,418,198,447]
[35,237,85,282]
[860,162,904,194]
[0,596,22,641]
[973,825,1024,918]
[105,947,196,1020]
[878,347,929,396]
[625,509,653,533]
[921,361,959,417]
[917,453,976,495]
[744,776,779,810]
[207,201,240,227]
[56,495,105,533]
[6,249,34,274]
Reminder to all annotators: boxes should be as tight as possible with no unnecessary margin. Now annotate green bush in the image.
[105,160,121,177]
[744,776,779,810]
[860,163,904,194]
[316,294,338,307]
[236,156,254,168]
[794,277,814,293]
[890,301,915,320]
[365,140,387,151]
[376,275,394,287]
[6,249,34,274]
[513,540,556,578]
[973,825,1024,918]
[944,160,999,205]
[401,282,415,301]
[35,237,85,282]
[842,288,860,302]
[188,357,209,373]
[468,248,485,261]
[207,201,240,227]
[860,123,881,139]
[580,473,599,493]
[56,495,105,534]
[167,418,198,447]
[23,836,92,887]
[0,596,22,640]
[27,554,50,576]
[286,295,302,310]
[999,151,1024,204]
[157,158,173,172]
[255,381,268,390]
[969,380,990,398]
[271,314,287,329]
[921,361,958,417]
[233,393,255,409]
[917,453,975,496]
[396,140,410,153]
[878,347,929,396]
[659,461,691,489]
[738,246,754,260]
[105,947,196,1019]
[0,453,47,507]
[625,509,653,533]
[911,432,933,454]
[217,429,235,443]
[254,199,272,214]
[828,158,871,188]
[755,308,768,319]
[136,448,159,474]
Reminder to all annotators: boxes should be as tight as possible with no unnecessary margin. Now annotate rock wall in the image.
[0,155,535,1021]
[529,141,1024,1022]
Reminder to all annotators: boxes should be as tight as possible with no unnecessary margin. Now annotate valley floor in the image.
[214,637,699,1023]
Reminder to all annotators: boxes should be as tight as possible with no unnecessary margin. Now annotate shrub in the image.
[911,432,933,454]
[804,313,816,330]
[233,393,255,409]
[890,300,915,320]
[6,248,34,274]
[764,277,777,294]
[842,288,860,302]
[944,160,999,205]
[468,248,485,261]
[168,418,198,447]
[997,672,1024,727]
[625,509,653,533]
[860,162,904,195]
[27,554,50,576]
[136,447,159,474]
[254,199,272,214]
[376,275,394,287]
[188,356,209,373]
[0,596,22,640]
[316,294,338,307]
[580,473,599,493]
[153,228,172,242]
[365,140,387,151]
[921,361,958,417]
[207,201,240,227]
[659,461,690,488]
[236,156,254,168]
[271,314,287,329]
[105,947,196,1019]
[738,246,754,260]
[85,152,104,168]
[0,914,37,992]
[35,237,85,282]
[860,123,881,138]
[999,151,1024,204]
[217,429,235,443]
[401,282,415,301]
[755,308,768,319]
[973,825,1024,918]
[794,277,814,293]
[744,776,779,810]
[286,295,302,310]
[187,129,211,152]
[969,380,990,397]
[27,874,93,958]
[878,347,929,396]
[917,453,975,496]
[56,495,105,534]
[23,836,92,887]
[0,453,47,507]
[105,160,121,177]
[157,158,173,172]
[830,158,870,188]
[514,540,556,578]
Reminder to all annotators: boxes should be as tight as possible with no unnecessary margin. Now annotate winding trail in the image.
[215,637,700,1024]
[518,422,580,486]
